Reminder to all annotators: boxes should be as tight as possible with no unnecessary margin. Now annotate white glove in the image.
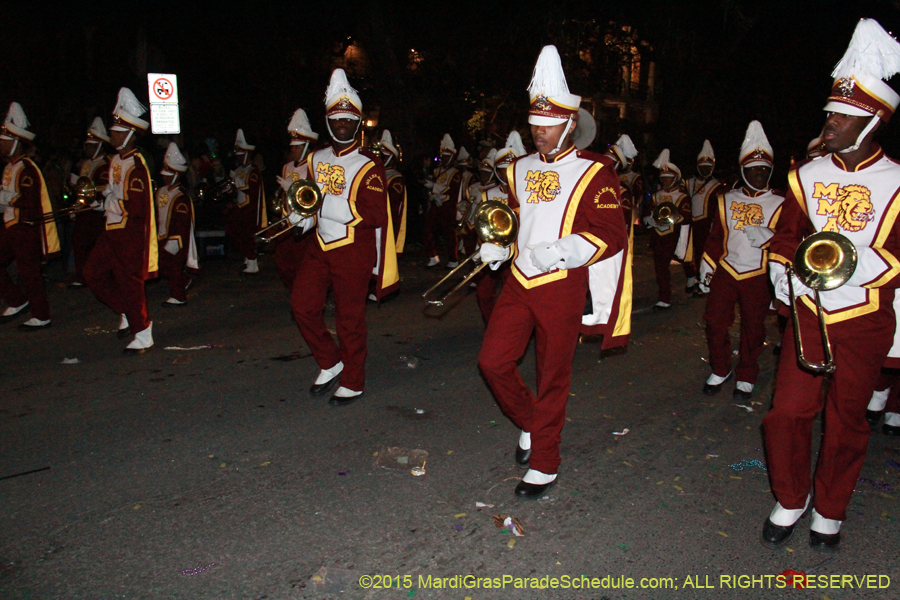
[744,225,775,248]
[642,215,654,228]
[774,272,813,305]
[431,194,444,207]
[276,175,293,191]
[478,242,510,270]
[288,212,315,233]
[102,185,114,199]
[699,282,710,294]
[287,212,308,225]
[68,173,79,185]
[92,200,104,212]
[164,239,181,255]
[0,190,15,207]
[528,241,565,272]
[423,180,435,190]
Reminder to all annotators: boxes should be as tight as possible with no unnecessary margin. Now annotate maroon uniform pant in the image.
[84,233,151,332]
[72,211,105,285]
[475,266,509,325]
[158,246,190,302]
[423,203,458,262]
[651,232,679,303]
[291,240,374,392]
[763,307,894,520]
[704,270,770,382]
[478,274,587,474]
[0,223,50,320]
[225,207,258,261]
[692,216,712,276]
[274,233,310,290]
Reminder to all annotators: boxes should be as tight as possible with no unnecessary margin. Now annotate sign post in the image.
[147,73,181,135]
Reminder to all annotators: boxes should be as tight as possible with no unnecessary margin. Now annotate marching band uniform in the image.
[225,129,267,274]
[455,147,478,258]
[686,140,723,292]
[700,122,784,398]
[423,134,462,268]
[290,69,399,406]
[762,19,900,553]
[478,46,629,498]
[645,149,692,309]
[607,134,640,231]
[84,88,158,353]
[273,109,318,290]
[156,143,198,306]
[69,117,110,287]
[0,103,60,328]
[380,130,407,253]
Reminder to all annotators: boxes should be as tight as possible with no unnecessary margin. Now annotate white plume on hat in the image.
[324,68,362,120]
[653,149,680,178]
[87,117,110,143]
[380,130,398,157]
[164,142,188,172]
[833,19,900,82]
[495,130,526,164]
[112,87,148,131]
[615,134,638,159]
[287,108,319,143]
[235,128,255,151]
[458,146,471,162]
[739,120,774,167]
[527,45,581,126]
[2,102,35,141]
[697,139,715,163]
[440,133,456,154]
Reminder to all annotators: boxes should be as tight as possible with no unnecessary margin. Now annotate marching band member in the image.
[84,88,158,354]
[607,134,641,229]
[644,149,692,310]
[380,130,407,253]
[69,117,110,288]
[455,146,477,258]
[225,129,267,274]
[477,46,628,498]
[761,19,900,553]
[0,102,60,329]
[699,122,784,398]
[273,108,318,290]
[290,68,399,406]
[156,142,198,306]
[686,140,724,294]
[423,134,462,268]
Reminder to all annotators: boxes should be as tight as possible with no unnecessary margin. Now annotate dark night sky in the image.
[2,0,900,179]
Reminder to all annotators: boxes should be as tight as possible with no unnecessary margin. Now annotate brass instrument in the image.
[255,179,324,244]
[651,201,683,227]
[423,199,518,307]
[24,177,102,224]
[454,197,473,235]
[197,178,235,203]
[785,231,857,374]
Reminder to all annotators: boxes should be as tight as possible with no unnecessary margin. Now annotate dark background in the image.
[2,0,900,181]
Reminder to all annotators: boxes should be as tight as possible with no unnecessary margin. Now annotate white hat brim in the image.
[823,100,874,118]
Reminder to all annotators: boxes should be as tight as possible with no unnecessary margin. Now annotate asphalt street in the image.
[1,236,899,600]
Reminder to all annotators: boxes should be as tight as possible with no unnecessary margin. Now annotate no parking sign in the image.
[147,73,180,134]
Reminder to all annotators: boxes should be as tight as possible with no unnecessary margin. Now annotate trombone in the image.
[785,231,857,374]
[651,201,683,227]
[24,177,103,225]
[255,179,323,244]
[422,199,518,307]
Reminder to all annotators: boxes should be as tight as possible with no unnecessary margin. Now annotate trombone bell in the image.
[651,201,682,227]
[786,231,858,374]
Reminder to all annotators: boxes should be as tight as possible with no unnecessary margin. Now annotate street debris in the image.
[734,404,753,412]
[399,356,420,369]
[60,358,80,364]
[164,344,227,351]
[613,428,630,436]
[182,563,215,576]
[856,478,894,492]
[475,502,494,509]
[376,447,428,476]
[729,459,767,472]
[493,515,525,537]
[309,566,360,593]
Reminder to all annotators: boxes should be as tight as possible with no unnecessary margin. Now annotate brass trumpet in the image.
[785,231,857,374]
[197,178,235,203]
[651,201,683,227]
[423,199,518,307]
[255,179,324,244]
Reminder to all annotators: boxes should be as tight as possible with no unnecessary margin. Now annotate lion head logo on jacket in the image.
[837,184,875,232]
[317,163,347,196]
[730,201,764,231]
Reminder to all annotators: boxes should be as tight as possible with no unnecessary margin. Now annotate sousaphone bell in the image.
[785,230,857,374]
[651,201,683,227]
